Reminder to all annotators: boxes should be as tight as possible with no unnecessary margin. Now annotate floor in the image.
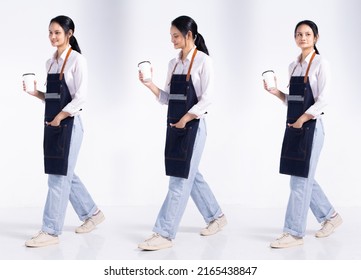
[0,204,359,261]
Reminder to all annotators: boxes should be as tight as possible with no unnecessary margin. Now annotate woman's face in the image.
[170,25,186,49]
[295,24,317,51]
[48,22,70,49]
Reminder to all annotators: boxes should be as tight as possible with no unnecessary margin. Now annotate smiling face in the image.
[48,22,71,49]
[294,24,318,52]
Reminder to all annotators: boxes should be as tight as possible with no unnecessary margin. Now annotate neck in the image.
[56,44,69,59]
[181,44,195,61]
[300,48,314,62]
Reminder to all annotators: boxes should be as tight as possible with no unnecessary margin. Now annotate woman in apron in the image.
[138,15,226,250]
[264,20,342,248]
[24,15,104,247]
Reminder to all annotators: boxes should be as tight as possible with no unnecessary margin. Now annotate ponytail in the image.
[314,44,320,55]
[194,33,209,55]
[70,36,81,54]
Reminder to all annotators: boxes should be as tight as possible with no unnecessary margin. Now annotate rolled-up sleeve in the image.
[188,56,213,117]
[62,55,88,116]
[305,59,330,118]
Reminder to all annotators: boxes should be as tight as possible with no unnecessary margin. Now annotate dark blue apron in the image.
[43,48,74,176]
[165,49,200,179]
[280,52,317,178]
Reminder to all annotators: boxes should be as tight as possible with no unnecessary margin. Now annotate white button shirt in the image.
[287,50,330,118]
[158,47,214,118]
[46,45,88,116]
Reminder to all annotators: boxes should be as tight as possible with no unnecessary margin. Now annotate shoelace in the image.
[80,217,95,228]
[145,233,160,242]
[277,233,290,240]
[32,231,47,240]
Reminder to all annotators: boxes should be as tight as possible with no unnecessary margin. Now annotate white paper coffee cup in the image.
[262,70,276,90]
[23,73,36,93]
[138,61,152,82]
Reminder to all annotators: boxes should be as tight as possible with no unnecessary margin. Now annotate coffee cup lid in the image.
[23,73,35,76]
[138,61,151,67]
[262,70,274,76]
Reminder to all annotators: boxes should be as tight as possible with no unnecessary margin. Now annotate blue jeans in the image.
[284,119,335,237]
[153,119,222,239]
[42,115,97,235]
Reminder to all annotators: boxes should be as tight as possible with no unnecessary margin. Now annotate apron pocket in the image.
[43,124,68,159]
[44,99,61,122]
[281,126,310,161]
[165,126,191,161]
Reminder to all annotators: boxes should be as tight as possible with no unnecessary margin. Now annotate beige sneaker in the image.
[315,213,343,238]
[270,233,304,248]
[25,231,59,248]
[75,210,105,234]
[138,233,173,251]
[200,215,227,236]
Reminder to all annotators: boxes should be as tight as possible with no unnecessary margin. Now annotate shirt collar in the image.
[52,45,72,62]
[176,46,197,62]
[296,49,316,65]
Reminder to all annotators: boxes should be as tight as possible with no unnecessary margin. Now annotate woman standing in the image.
[264,20,342,248]
[24,15,104,247]
[138,15,226,250]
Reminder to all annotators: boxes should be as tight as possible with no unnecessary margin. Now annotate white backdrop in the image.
[0,0,360,209]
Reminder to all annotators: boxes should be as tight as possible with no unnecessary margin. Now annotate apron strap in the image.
[303,51,316,83]
[186,49,197,82]
[59,48,72,81]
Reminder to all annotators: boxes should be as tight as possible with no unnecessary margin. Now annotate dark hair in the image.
[294,20,320,54]
[171,15,209,55]
[50,15,81,53]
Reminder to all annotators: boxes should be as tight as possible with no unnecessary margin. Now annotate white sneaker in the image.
[138,233,173,251]
[25,231,59,248]
[200,215,227,236]
[315,213,343,238]
[75,210,105,234]
[270,233,304,248]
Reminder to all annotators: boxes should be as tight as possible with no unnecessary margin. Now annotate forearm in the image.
[34,90,46,101]
[145,81,161,98]
[176,112,197,127]
[274,89,286,103]
[298,113,314,124]
[289,112,314,128]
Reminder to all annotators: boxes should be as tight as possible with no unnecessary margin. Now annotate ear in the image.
[314,34,319,44]
[186,30,193,40]
[68,30,73,38]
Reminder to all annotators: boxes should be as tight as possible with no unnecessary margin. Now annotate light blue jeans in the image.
[284,119,335,237]
[42,115,97,235]
[153,118,223,239]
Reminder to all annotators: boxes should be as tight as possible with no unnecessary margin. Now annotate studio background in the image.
[1,0,360,214]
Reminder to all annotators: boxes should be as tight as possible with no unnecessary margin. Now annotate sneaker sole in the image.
[25,239,59,248]
[270,239,304,249]
[138,243,173,251]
